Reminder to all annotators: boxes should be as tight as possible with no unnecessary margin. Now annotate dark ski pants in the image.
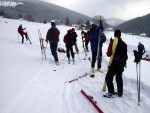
[50,42,58,62]
[105,61,126,94]
[85,40,89,51]
[91,51,102,69]
[66,45,74,59]
[20,32,29,43]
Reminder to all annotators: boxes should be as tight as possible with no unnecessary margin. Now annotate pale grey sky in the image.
[41,0,150,21]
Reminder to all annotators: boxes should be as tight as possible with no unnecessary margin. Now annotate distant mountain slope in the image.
[116,13,150,38]
[106,18,124,27]
[0,0,91,24]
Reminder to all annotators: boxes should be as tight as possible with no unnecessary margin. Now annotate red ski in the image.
[81,89,104,113]
[66,72,92,83]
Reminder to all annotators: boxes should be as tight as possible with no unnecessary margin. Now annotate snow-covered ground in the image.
[0,17,150,113]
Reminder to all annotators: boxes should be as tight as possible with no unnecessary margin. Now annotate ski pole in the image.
[136,63,140,106]
[139,61,141,105]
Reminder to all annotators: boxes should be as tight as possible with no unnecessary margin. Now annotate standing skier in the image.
[72,28,79,54]
[105,30,128,97]
[63,29,75,64]
[18,24,29,44]
[46,22,60,65]
[89,20,105,73]
[82,31,90,52]
[138,42,146,60]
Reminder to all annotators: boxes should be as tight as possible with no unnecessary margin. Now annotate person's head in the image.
[114,29,121,38]
[138,42,141,45]
[72,28,75,32]
[51,22,56,27]
[67,29,72,34]
[91,23,97,29]
[19,24,22,27]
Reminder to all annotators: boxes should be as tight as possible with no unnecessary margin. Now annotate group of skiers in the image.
[18,20,147,98]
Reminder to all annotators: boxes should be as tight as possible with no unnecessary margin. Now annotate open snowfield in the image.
[0,17,150,113]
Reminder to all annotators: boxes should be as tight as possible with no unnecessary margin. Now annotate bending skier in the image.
[18,24,29,44]
[63,29,75,64]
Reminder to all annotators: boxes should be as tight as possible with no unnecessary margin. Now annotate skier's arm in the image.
[97,20,104,32]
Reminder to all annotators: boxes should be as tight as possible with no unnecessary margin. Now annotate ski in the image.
[81,89,104,113]
[66,72,92,83]
[97,19,103,70]
[37,29,47,59]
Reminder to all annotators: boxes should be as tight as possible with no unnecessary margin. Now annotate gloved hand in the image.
[133,50,140,64]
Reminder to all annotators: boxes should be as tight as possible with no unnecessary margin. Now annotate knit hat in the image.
[91,23,97,29]
[51,22,55,27]
[114,30,121,38]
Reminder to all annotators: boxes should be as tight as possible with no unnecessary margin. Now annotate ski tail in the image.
[81,89,104,113]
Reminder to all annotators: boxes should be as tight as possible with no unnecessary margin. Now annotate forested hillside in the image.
[0,0,91,24]
[116,13,150,38]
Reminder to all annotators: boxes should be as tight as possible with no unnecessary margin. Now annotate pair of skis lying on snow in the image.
[65,71,104,112]
[66,70,121,113]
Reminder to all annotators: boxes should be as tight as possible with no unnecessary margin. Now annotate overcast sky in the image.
[41,0,150,21]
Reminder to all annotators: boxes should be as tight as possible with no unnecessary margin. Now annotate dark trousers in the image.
[105,61,126,94]
[21,32,28,43]
[91,50,102,68]
[66,45,74,59]
[50,42,58,62]
[85,40,89,51]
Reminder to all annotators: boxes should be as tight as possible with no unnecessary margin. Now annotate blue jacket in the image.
[89,21,103,51]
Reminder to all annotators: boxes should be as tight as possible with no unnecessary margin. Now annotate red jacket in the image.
[83,33,90,41]
[18,27,25,35]
[46,27,60,43]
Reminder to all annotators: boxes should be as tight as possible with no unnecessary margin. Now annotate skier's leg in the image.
[91,51,97,68]
[85,41,89,51]
[21,35,24,43]
[116,62,126,96]
[24,32,29,40]
[105,62,117,94]
[50,43,58,62]
[70,47,75,59]
[66,46,70,59]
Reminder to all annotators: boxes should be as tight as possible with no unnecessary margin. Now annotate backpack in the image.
[58,47,66,53]
[115,39,128,61]
[65,33,73,47]
[100,33,106,43]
